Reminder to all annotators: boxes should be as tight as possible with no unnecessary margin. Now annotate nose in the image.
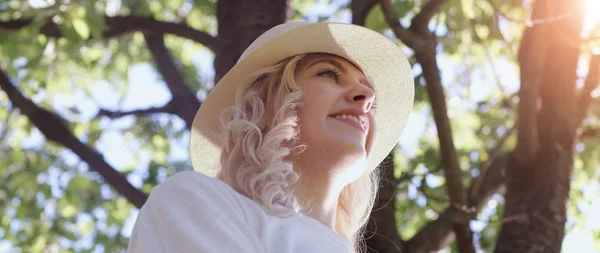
[346,83,376,112]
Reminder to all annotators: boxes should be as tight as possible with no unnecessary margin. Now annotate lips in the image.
[329,108,369,133]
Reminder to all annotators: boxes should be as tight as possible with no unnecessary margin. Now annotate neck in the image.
[294,173,344,230]
[289,152,363,231]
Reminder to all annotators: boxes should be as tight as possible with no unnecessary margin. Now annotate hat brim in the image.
[189,22,414,177]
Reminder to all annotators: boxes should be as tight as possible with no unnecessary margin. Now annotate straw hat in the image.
[189,21,414,176]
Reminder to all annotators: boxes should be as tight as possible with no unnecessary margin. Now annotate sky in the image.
[1,0,600,252]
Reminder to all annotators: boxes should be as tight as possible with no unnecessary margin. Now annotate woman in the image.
[127,21,414,253]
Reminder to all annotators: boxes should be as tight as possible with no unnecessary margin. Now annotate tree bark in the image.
[214,0,290,83]
[494,0,585,252]
[351,0,378,26]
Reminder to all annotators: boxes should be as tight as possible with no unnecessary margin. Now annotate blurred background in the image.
[0,0,599,252]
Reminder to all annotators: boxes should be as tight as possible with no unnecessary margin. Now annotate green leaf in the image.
[392,0,415,18]
[195,0,216,15]
[61,204,78,218]
[133,3,154,16]
[72,18,90,39]
[85,4,106,39]
[1,215,10,227]
[461,0,476,19]
[152,135,167,149]
[80,219,95,236]
[165,0,183,11]
[365,5,388,32]
[413,75,427,102]
[30,237,46,253]
[69,175,93,192]
[149,1,164,13]
[423,148,440,170]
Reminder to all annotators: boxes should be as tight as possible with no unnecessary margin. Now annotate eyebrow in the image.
[306,58,375,91]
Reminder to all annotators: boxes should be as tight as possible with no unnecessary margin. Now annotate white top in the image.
[127,170,354,253]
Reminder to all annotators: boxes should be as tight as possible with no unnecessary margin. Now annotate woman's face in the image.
[293,54,377,183]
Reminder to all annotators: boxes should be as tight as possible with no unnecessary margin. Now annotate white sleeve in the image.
[127,171,264,253]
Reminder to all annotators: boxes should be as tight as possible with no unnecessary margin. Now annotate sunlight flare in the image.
[584,0,600,26]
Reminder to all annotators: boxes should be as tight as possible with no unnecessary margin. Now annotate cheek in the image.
[295,79,341,134]
[296,107,310,133]
[297,90,330,139]
[301,78,340,104]
[365,116,377,155]
[296,100,321,140]
[298,84,330,120]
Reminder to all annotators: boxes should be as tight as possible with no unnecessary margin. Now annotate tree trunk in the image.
[494,0,584,252]
[214,0,290,83]
[495,153,573,253]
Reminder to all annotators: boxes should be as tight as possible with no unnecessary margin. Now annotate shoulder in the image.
[145,170,244,216]
[151,170,224,196]
[128,171,267,252]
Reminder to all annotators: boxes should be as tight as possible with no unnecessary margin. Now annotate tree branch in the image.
[144,34,201,129]
[410,0,447,33]
[513,0,551,161]
[414,36,475,253]
[471,126,514,198]
[381,0,474,250]
[380,0,421,50]
[97,100,176,119]
[577,54,600,126]
[351,0,379,26]
[580,127,600,140]
[406,155,507,253]
[421,57,475,253]
[0,18,33,31]
[0,69,148,209]
[0,15,220,52]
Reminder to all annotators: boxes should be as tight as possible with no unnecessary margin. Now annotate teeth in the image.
[335,114,361,125]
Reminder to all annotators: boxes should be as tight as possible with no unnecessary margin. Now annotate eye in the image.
[316,68,341,83]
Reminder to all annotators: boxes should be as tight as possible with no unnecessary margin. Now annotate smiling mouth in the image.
[329,116,367,133]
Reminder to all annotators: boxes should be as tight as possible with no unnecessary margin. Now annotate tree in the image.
[494,0,598,252]
[0,0,598,252]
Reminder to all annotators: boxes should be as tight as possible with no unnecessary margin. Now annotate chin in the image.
[298,142,368,186]
[297,128,369,176]
[337,156,369,185]
[332,133,367,155]
[326,138,368,171]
